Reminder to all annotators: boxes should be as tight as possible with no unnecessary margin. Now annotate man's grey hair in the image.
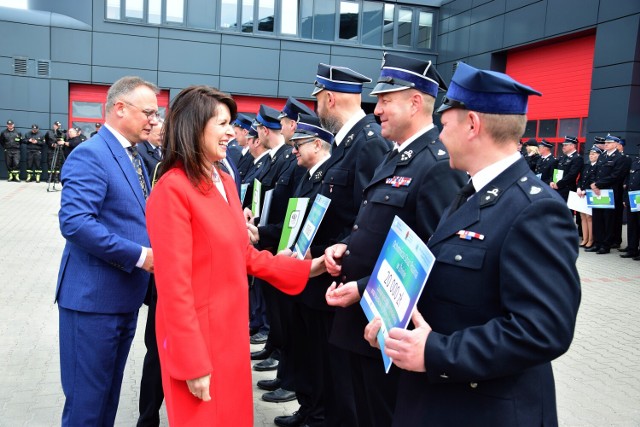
[105,76,159,113]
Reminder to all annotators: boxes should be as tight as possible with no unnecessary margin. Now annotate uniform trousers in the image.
[262,282,296,390]
[4,148,20,171]
[26,150,42,172]
[592,208,616,249]
[626,207,640,254]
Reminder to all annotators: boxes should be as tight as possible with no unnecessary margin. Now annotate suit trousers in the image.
[59,306,138,426]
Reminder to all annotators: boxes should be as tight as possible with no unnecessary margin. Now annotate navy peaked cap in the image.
[233,114,253,131]
[605,134,622,144]
[370,52,447,98]
[590,146,603,154]
[278,97,316,121]
[538,139,554,149]
[312,63,371,96]
[253,105,282,130]
[247,126,258,138]
[524,138,538,147]
[563,135,578,144]
[437,62,541,115]
[291,114,334,144]
[593,136,605,143]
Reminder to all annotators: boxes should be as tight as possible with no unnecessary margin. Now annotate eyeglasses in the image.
[121,100,161,121]
[293,138,316,151]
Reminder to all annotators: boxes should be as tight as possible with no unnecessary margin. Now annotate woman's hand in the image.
[247,223,259,244]
[187,374,211,401]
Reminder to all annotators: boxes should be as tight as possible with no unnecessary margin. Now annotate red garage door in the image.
[507,33,595,155]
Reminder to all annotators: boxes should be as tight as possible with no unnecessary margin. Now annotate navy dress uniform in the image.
[329,54,466,426]
[622,154,640,258]
[523,138,540,172]
[535,139,557,184]
[553,136,583,200]
[233,114,256,181]
[386,62,581,427]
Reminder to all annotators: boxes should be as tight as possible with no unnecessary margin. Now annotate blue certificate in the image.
[586,189,615,209]
[629,190,640,213]
[293,194,331,259]
[360,216,435,373]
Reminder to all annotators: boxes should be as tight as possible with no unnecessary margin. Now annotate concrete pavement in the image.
[0,180,639,426]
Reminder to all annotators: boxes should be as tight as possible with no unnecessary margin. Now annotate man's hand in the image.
[550,182,558,190]
[186,374,211,401]
[324,243,347,276]
[384,310,431,373]
[141,248,154,273]
[325,281,360,307]
[590,183,601,196]
[364,317,383,349]
[247,223,259,244]
[244,207,255,225]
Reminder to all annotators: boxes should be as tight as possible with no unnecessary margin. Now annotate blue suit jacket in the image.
[55,126,151,313]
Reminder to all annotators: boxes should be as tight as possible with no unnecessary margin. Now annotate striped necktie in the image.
[127,146,149,199]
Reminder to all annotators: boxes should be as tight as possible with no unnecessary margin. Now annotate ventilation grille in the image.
[37,60,50,77]
[13,57,27,75]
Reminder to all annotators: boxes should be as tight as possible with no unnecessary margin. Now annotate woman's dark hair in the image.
[159,85,237,190]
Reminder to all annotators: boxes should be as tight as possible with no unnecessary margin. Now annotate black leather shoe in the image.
[262,388,296,403]
[633,255,640,261]
[596,248,610,254]
[250,331,268,344]
[253,356,279,371]
[584,246,599,252]
[618,247,629,252]
[620,252,639,258]
[274,411,305,427]
[251,347,272,360]
[611,243,620,249]
[257,377,281,391]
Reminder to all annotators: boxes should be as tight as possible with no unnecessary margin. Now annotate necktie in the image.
[127,146,149,199]
[155,146,162,159]
[449,180,475,215]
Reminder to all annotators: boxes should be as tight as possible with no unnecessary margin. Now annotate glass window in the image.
[72,102,103,119]
[240,0,253,31]
[339,1,359,40]
[280,0,298,35]
[383,4,394,47]
[220,0,238,29]
[148,0,161,24]
[106,0,121,19]
[314,0,335,41]
[300,0,313,39]
[72,122,95,138]
[397,8,412,46]
[257,0,275,32]
[538,119,557,138]
[559,118,580,139]
[362,2,383,46]
[125,0,143,19]
[580,117,588,137]
[417,11,433,49]
[166,0,184,23]
[524,120,538,138]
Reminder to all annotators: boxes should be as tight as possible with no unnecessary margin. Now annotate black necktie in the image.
[449,180,475,215]
[155,146,162,159]
[127,146,149,199]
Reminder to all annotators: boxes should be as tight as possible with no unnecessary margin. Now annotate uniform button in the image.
[470,382,478,388]
[384,195,390,201]
[345,250,350,256]
[363,200,367,205]
[352,224,359,231]
[341,275,347,282]
[440,373,449,379]
[330,177,334,182]
[454,255,462,262]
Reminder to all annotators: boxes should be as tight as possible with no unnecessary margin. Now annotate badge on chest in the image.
[385,176,412,187]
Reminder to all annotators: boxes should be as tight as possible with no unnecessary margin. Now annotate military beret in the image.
[252,105,282,130]
[312,63,371,96]
[290,114,334,145]
[278,97,316,121]
[370,52,447,98]
[437,62,541,115]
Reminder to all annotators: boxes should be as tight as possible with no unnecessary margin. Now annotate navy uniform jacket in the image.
[236,150,254,182]
[317,114,393,244]
[226,139,242,165]
[524,153,539,172]
[578,161,597,190]
[330,127,466,358]
[627,156,640,192]
[241,153,271,208]
[392,158,580,427]
[594,150,627,199]
[535,154,557,184]
[138,140,162,186]
[554,152,582,199]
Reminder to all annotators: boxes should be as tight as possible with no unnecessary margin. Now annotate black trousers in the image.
[592,208,616,249]
[26,150,42,172]
[4,149,20,171]
[262,281,296,390]
[626,207,640,254]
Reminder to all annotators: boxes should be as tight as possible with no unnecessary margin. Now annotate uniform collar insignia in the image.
[479,186,501,207]
[530,186,542,195]
[345,134,354,147]
[400,150,413,162]
[313,170,323,180]
[367,130,374,137]
[437,149,446,156]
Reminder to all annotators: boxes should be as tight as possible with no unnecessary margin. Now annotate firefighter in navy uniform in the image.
[550,135,583,201]
[535,139,557,184]
[1,120,23,181]
[24,124,46,182]
[620,146,640,259]
[323,53,466,427]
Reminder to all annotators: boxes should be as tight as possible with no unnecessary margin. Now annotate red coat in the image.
[146,166,310,426]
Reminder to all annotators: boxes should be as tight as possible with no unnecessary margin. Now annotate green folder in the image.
[277,198,310,251]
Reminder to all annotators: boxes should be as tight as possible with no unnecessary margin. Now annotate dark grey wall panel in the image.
[277,81,317,101]
[505,0,543,12]
[158,39,220,75]
[472,0,494,7]
[187,0,216,30]
[598,0,640,22]
[446,26,471,61]
[588,86,632,131]
[593,15,640,67]
[92,66,158,86]
[627,86,640,132]
[281,40,330,55]
[470,0,506,25]
[220,45,279,80]
[503,2,546,47]
[279,51,330,84]
[51,63,91,81]
[330,45,383,60]
[448,9,471,31]
[158,71,220,90]
[0,22,50,59]
[50,79,70,116]
[545,0,598,37]
[469,15,505,55]
[51,28,92,64]
[93,33,159,70]
[592,63,636,90]
[0,76,49,112]
[443,0,474,20]
[159,28,221,44]
[439,15,450,35]
[221,76,278,96]
[325,55,382,87]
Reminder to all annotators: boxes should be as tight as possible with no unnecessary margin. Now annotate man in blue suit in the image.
[56,76,159,426]
[364,63,581,426]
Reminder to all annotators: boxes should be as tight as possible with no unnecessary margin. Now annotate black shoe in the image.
[250,327,259,336]
[596,248,610,254]
[253,356,279,371]
[250,331,268,344]
[251,347,272,360]
[257,377,281,391]
[633,255,640,261]
[611,243,621,249]
[584,246,599,252]
[620,252,639,258]
[274,410,306,427]
[262,388,296,403]
[618,247,629,253]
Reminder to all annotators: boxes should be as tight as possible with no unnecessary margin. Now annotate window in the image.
[559,118,580,139]
[125,0,144,20]
[417,11,433,49]
[257,0,275,32]
[361,2,383,46]
[166,0,184,23]
[397,7,412,46]
[314,1,335,41]
[538,119,557,138]
[280,0,298,35]
[524,120,537,138]
[383,4,394,46]
[339,1,359,40]
[72,102,103,119]
[106,0,121,19]
[220,0,238,29]
[148,0,161,24]
[241,0,253,31]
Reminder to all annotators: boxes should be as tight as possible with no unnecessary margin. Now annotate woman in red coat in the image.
[146,86,321,426]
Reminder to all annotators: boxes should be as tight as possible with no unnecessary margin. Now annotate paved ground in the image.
[0,180,639,426]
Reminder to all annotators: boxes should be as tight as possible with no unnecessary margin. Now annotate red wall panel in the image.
[233,95,315,116]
